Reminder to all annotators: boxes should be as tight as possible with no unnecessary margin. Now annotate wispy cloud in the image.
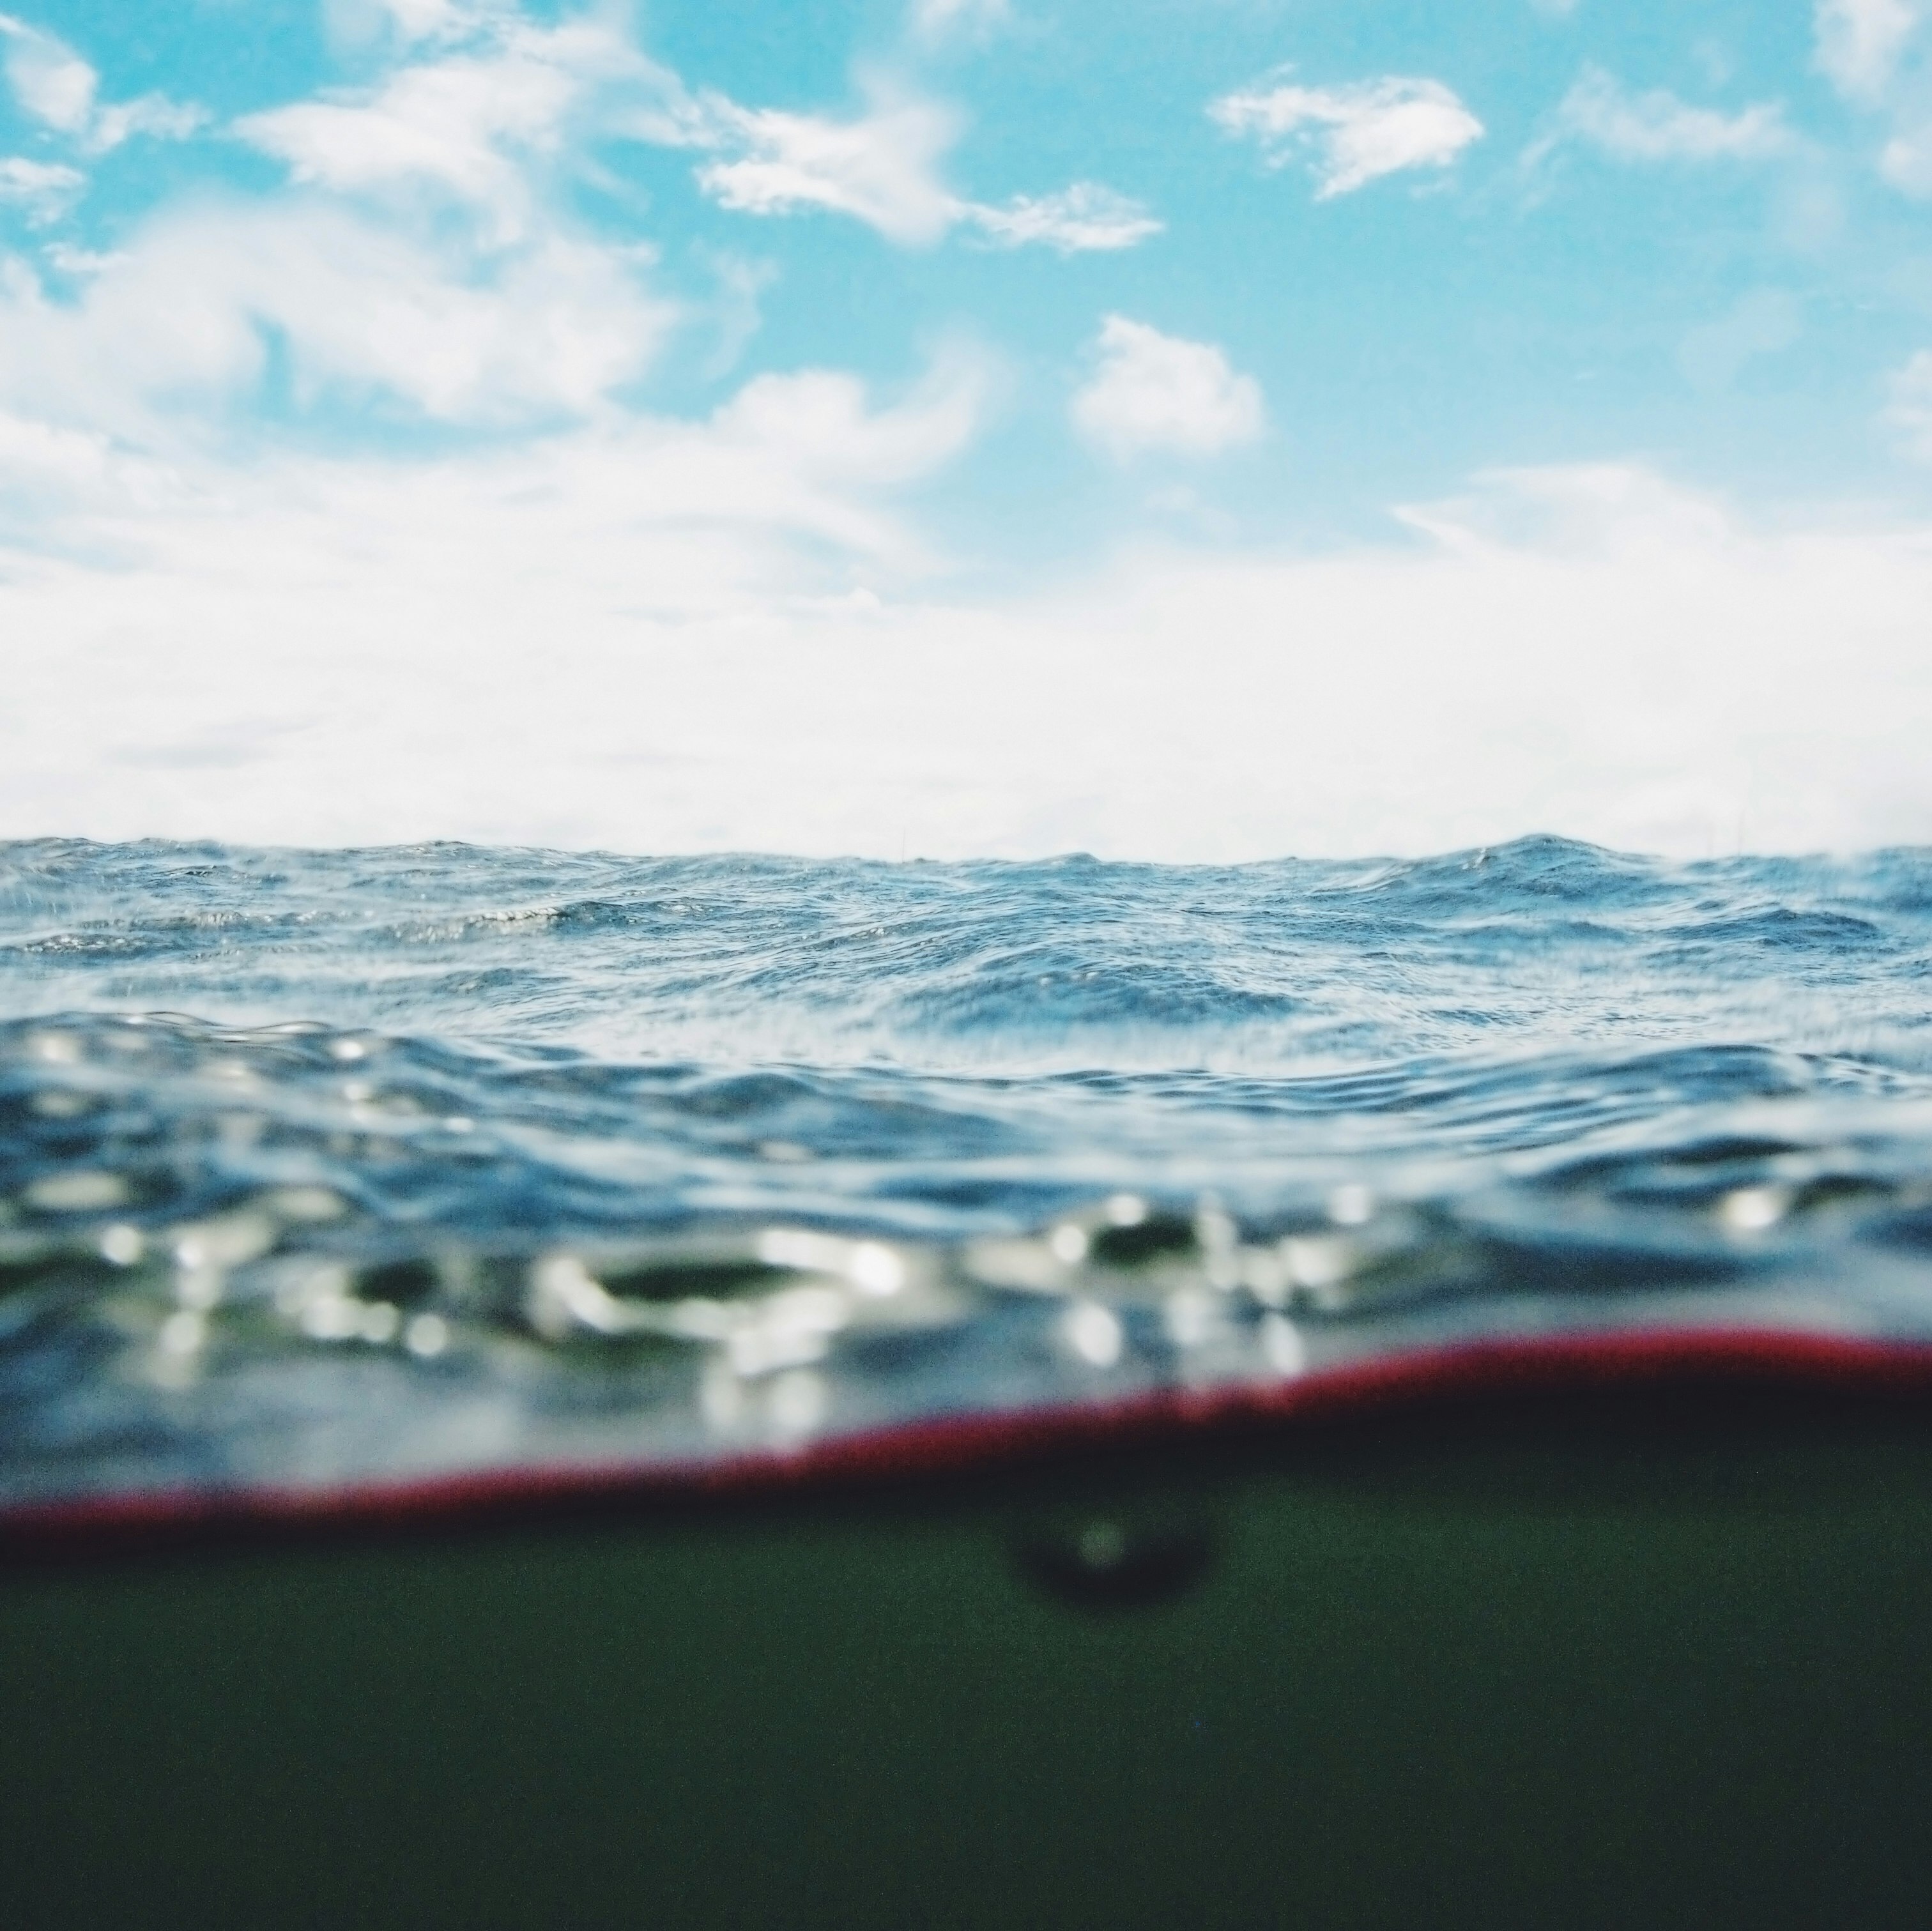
[1528,66,1795,167]
[694,89,967,246]
[0,154,81,220]
[1210,71,1483,198]
[1071,316,1264,461]
[964,183,1161,252]
[236,16,641,246]
[0,11,204,155]
[692,89,1158,251]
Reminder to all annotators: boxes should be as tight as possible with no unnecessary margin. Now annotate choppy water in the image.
[6,834,1932,1515]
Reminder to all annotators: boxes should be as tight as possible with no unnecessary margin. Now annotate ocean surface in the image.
[5,834,1932,1515]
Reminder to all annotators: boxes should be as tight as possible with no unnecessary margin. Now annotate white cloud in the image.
[236,17,652,245]
[41,239,117,275]
[1210,72,1483,197]
[0,350,984,577]
[0,12,93,132]
[0,13,203,156]
[964,182,1161,252]
[1816,0,1926,99]
[705,349,986,497]
[1533,66,1795,165]
[1397,461,1738,556]
[4,461,1932,863]
[690,86,1158,252]
[0,201,675,435]
[88,95,208,153]
[0,155,81,220]
[0,7,1143,460]
[0,351,1002,854]
[696,91,965,246]
[1887,349,1932,459]
[0,16,708,449]
[0,404,169,540]
[1071,316,1263,461]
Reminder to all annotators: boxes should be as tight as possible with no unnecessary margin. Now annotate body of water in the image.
[5,834,1932,1516]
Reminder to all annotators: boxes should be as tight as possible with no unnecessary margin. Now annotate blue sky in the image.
[3,1,1932,860]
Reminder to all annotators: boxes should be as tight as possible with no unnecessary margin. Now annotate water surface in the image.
[5,834,1932,1511]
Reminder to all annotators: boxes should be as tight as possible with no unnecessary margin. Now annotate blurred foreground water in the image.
[5,834,1932,1513]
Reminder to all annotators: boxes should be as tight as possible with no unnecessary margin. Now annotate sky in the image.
[3,0,1932,860]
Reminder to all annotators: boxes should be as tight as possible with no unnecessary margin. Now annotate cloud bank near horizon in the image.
[6,452,1930,864]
